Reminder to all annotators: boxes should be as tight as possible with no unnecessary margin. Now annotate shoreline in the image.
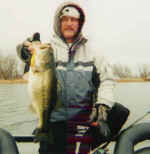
[0,79,27,84]
[116,78,150,83]
[0,78,150,84]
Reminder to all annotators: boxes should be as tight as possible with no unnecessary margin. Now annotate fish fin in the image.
[31,52,35,67]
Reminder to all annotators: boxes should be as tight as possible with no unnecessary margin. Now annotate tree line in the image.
[0,54,22,80]
[112,63,150,79]
[0,55,149,80]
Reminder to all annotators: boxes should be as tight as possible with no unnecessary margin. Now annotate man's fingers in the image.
[89,107,97,123]
[28,46,34,54]
[23,41,32,47]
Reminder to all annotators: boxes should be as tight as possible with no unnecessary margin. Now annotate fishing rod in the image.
[14,136,35,142]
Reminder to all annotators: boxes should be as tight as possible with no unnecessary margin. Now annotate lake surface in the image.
[0,82,150,154]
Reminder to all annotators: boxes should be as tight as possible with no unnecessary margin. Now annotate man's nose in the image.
[66,18,72,25]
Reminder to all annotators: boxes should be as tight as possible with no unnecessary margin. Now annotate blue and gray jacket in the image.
[16,2,116,123]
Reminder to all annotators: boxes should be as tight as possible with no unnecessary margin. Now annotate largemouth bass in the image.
[28,42,56,141]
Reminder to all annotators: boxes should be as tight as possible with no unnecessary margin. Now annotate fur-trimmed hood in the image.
[53,2,85,41]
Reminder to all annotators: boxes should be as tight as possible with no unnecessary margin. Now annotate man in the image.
[17,2,117,154]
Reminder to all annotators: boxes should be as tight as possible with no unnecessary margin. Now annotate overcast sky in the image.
[1,0,150,66]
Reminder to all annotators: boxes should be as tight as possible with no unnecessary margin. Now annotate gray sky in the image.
[1,0,150,65]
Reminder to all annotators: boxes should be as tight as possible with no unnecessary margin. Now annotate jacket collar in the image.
[51,34,87,51]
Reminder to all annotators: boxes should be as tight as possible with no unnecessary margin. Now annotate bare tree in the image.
[112,63,133,78]
[138,64,150,79]
[0,54,21,80]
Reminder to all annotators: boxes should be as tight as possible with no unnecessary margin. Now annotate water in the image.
[0,83,39,154]
[0,82,150,154]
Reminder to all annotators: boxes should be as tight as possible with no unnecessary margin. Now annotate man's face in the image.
[60,16,80,43]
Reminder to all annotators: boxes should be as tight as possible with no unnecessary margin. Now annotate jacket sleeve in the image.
[94,55,116,108]
[16,43,32,63]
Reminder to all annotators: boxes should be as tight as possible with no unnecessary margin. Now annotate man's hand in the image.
[89,104,109,122]
[89,104,111,139]
[23,41,34,54]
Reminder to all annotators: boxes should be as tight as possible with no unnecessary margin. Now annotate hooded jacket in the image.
[16,2,116,123]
